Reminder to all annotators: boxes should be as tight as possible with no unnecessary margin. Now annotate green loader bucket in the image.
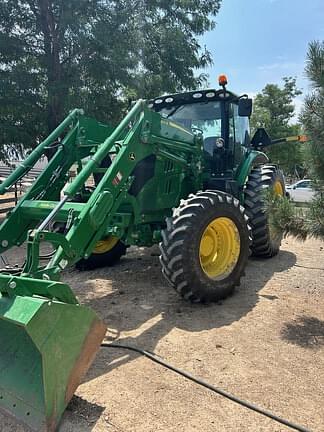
[0,293,106,431]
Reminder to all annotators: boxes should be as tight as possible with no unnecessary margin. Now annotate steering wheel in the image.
[191,126,204,136]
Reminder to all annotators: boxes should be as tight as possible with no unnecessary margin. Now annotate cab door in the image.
[229,103,250,174]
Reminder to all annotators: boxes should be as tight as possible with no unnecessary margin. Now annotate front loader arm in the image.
[1,100,201,284]
[42,112,149,278]
[0,109,83,196]
[0,116,81,254]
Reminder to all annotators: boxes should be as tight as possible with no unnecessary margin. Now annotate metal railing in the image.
[0,165,43,216]
[0,109,83,217]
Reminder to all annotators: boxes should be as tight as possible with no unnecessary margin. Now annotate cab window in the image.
[157,101,223,156]
[229,103,250,146]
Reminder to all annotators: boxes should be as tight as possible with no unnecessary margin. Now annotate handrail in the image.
[0,108,83,195]
[64,100,146,197]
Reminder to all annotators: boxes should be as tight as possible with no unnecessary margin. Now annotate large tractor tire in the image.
[75,154,128,270]
[159,191,251,303]
[54,220,127,271]
[76,237,127,271]
[244,164,285,258]
[75,237,127,270]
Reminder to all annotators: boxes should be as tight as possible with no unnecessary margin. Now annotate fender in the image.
[235,150,269,189]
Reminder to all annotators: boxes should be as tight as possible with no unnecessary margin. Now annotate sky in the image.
[201,0,324,115]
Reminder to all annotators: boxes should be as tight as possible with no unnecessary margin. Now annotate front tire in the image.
[244,165,285,257]
[76,237,127,270]
[159,191,251,303]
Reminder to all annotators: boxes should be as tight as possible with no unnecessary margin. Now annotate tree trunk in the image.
[38,0,64,133]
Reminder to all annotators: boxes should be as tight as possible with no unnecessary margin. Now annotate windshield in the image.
[157,101,222,155]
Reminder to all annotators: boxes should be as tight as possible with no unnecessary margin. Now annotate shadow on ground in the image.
[281,315,324,349]
[64,396,105,431]
[63,247,297,384]
[1,246,297,431]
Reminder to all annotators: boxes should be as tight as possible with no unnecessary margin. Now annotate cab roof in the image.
[149,89,240,110]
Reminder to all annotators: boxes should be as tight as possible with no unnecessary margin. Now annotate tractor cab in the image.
[151,76,253,186]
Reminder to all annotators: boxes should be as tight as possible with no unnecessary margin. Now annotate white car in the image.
[286,179,316,203]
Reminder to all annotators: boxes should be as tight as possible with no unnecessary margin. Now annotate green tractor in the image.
[0,76,301,431]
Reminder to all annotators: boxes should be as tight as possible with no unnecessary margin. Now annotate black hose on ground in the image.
[101,343,312,432]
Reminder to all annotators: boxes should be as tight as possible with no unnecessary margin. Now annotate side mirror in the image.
[293,185,297,190]
[238,98,252,117]
[251,128,272,148]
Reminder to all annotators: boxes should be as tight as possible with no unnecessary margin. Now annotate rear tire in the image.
[159,191,251,303]
[244,165,285,257]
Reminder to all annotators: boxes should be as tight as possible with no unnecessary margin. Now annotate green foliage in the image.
[268,40,324,242]
[266,193,308,241]
[301,40,324,187]
[250,77,304,175]
[251,77,301,136]
[267,193,324,242]
[0,0,221,160]
[307,195,324,238]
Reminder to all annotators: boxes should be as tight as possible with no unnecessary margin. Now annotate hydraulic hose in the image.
[102,343,312,432]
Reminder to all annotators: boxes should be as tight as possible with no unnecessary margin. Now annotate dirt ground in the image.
[1,237,324,432]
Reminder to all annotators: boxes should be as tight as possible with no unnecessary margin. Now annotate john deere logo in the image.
[129,153,136,161]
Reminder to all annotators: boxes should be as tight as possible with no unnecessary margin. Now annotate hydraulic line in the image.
[102,343,312,432]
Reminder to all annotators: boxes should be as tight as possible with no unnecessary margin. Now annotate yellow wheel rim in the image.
[199,217,241,280]
[93,236,119,254]
[273,180,284,196]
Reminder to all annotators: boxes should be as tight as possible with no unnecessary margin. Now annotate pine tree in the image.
[270,41,324,241]
[301,41,324,187]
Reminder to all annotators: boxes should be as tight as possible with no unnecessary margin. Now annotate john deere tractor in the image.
[0,76,303,431]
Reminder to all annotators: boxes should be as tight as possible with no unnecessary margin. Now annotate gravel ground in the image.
[1,237,324,432]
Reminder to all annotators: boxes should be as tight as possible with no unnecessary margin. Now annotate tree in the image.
[269,41,324,241]
[0,0,221,160]
[301,41,324,187]
[250,77,304,176]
